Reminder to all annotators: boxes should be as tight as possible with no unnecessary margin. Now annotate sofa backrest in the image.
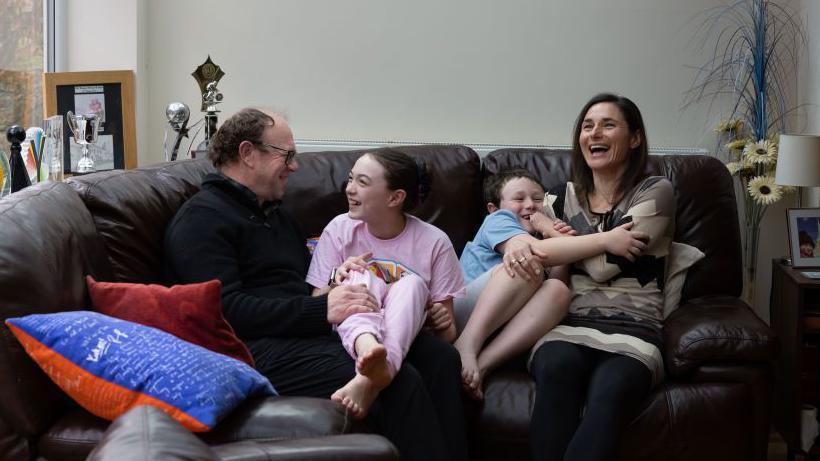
[66,144,484,287]
[483,148,742,302]
[0,181,113,448]
[282,144,485,255]
[67,159,217,284]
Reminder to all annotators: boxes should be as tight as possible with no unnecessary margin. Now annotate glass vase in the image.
[741,221,761,306]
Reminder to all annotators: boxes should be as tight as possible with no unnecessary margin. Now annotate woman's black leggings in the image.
[529,340,652,461]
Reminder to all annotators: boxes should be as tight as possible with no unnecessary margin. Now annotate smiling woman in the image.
[529,93,676,461]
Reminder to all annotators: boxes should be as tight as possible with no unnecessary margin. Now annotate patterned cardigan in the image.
[531,176,676,385]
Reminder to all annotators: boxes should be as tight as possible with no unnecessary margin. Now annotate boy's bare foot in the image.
[466,365,488,400]
[331,374,382,419]
[454,338,482,399]
[357,344,392,388]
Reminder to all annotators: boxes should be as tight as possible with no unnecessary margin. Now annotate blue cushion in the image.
[6,311,275,432]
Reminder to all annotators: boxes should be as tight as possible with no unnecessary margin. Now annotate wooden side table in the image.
[771,259,820,459]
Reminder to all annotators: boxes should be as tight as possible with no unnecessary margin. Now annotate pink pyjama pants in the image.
[336,269,429,377]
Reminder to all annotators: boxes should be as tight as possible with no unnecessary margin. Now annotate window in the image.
[0,0,44,154]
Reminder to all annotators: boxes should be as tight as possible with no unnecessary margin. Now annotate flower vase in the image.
[741,222,761,306]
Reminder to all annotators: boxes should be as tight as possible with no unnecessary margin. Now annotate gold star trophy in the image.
[191,56,225,148]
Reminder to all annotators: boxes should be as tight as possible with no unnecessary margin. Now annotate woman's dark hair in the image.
[208,108,274,168]
[366,149,431,212]
[483,169,544,207]
[570,93,649,205]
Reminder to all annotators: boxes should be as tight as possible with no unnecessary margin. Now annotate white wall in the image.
[138,0,735,156]
[63,0,817,322]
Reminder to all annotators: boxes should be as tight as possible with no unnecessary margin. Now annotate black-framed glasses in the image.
[255,142,297,165]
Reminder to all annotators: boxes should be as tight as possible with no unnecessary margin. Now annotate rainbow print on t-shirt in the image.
[367,259,416,284]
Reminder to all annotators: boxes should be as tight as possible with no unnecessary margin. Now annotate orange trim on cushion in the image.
[7,324,210,432]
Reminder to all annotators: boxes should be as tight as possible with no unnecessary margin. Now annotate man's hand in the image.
[603,222,650,262]
[502,236,541,281]
[327,284,379,324]
[335,252,372,284]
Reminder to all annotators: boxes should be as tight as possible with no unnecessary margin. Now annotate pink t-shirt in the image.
[306,214,465,303]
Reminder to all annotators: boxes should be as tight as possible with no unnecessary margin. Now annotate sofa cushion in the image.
[87,276,254,366]
[663,242,706,318]
[6,311,274,432]
[476,369,753,461]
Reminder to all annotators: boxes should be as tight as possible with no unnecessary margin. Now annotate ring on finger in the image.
[518,258,526,263]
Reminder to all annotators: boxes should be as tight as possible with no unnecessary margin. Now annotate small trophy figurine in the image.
[6,125,30,192]
[66,111,101,174]
[192,56,225,148]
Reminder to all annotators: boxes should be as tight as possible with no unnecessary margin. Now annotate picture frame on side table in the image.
[787,208,820,268]
[43,70,136,174]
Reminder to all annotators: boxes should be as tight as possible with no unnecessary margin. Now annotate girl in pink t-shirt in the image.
[307,150,464,419]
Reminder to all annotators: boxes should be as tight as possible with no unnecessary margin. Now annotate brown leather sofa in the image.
[0,144,775,460]
[0,156,398,461]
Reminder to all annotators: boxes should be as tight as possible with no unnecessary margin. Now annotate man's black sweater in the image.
[164,173,330,340]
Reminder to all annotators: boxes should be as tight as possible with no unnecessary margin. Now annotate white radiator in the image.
[294,139,707,158]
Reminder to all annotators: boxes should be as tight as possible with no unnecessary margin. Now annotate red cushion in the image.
[86,276,254,367]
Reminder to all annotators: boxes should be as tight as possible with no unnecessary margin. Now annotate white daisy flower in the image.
[725,162,745,175]
[743,139,777,165]
[715,119,743,133]
[747,176,782,206]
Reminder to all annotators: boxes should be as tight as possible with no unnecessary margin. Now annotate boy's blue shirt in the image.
[459,209,528,283]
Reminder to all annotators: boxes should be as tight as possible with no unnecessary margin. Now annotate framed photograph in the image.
[787,208,820,268]
[43,70,136,173]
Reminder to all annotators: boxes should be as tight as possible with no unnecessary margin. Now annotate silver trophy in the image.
[66,111,101,174]
[165,102,190,161]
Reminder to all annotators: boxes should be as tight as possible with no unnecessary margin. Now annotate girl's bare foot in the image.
[357,344,392,388]
[331,374,382,419]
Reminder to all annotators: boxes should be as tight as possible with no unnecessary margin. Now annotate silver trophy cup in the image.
[66,111,101,173]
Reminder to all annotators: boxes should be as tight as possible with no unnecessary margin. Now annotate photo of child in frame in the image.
[796,217,820,259]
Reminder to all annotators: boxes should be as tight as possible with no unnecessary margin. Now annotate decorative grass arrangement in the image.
[683,0,805,303]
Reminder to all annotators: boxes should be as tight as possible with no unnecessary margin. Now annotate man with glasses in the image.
[164,108,467,461]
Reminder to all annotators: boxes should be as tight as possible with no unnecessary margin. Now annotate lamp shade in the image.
[775,135,820,187]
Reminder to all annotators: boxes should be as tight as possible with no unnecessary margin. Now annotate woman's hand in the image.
[502,236,541,281]
[604,222,649,262]
[334,251,372,284]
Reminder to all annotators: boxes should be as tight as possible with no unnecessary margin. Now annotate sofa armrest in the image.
[211,434,398,461]
[87,405,398,461]
[664,296,777,377]
[86,405,217,461]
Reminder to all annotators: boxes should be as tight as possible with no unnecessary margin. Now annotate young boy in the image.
[454,169,572,399]
[454,169,648,399]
